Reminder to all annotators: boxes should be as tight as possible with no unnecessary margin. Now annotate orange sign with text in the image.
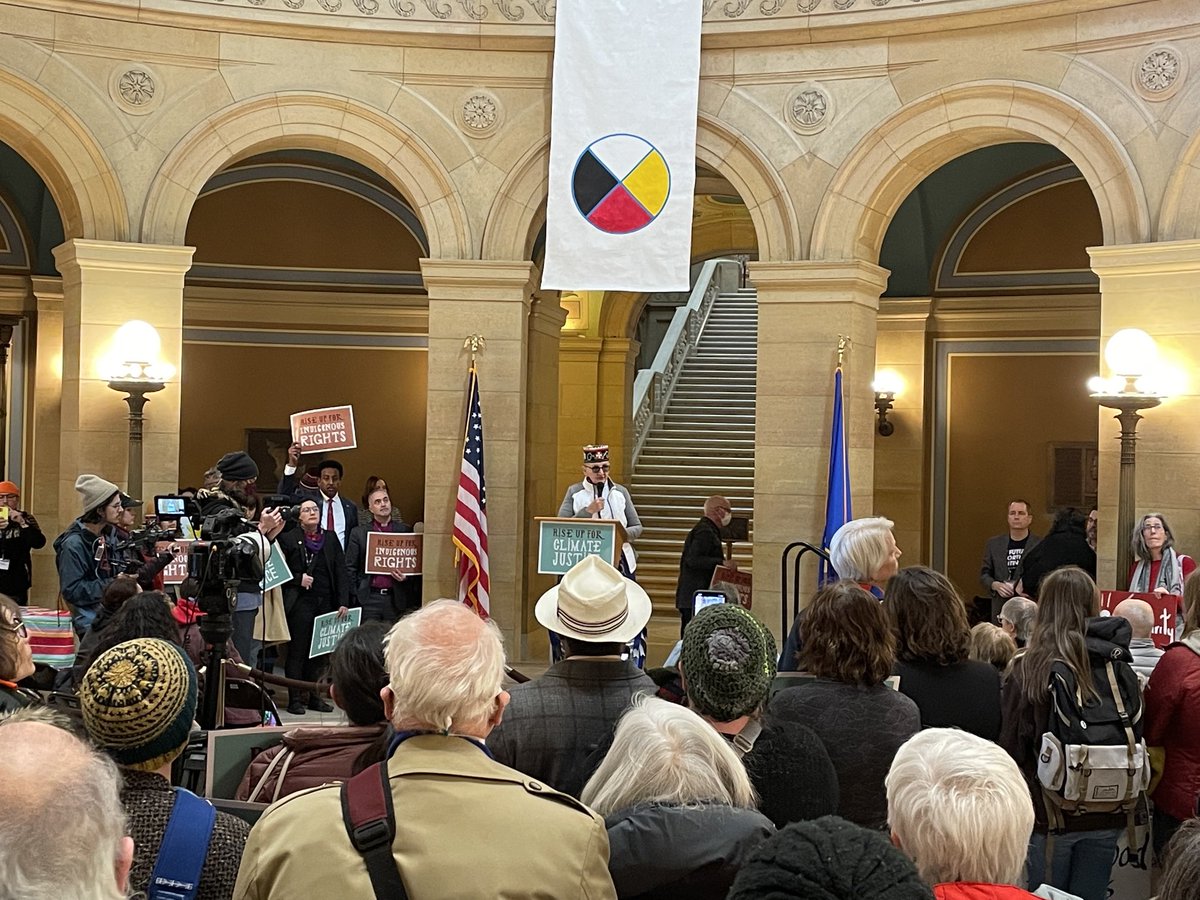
[365,532,422,577]
[291,405,357,454]
[1099,590,1180,648]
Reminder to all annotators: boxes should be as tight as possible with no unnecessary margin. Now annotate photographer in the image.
[0,480,46,604]
[110,493,177,591]
[278,498,349,714]
[54,474,126,636]
[196,451,285,668]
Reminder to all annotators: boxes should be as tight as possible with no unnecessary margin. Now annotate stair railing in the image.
[631,258,742,463]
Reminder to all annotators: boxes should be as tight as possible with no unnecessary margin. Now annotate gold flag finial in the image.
[837,334,850,368]
[464,333,486,361]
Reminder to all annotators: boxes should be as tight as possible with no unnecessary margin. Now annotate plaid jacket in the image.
[487,658,655,798]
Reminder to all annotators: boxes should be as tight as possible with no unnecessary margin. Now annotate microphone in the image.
[594,480,605,498]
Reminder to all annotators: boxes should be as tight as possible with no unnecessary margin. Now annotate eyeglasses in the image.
[0,618,28,639]
[586,465,610,473]
[1142,523,1165,533]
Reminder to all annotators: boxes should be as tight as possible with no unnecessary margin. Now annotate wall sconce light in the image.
[1089,328,1167,581]
[105,321,174,520]
[872,369,904,437]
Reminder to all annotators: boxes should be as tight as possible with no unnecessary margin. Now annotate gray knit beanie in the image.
[682,603,776,722]
[75,474,121,516]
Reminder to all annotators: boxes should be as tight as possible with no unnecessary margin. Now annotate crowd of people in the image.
[0,445,1198,900]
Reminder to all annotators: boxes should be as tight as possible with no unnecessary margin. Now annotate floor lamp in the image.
[1089,328,1166,585]
[105,321,172,522]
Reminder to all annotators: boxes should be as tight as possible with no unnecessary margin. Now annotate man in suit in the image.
[345,485,414,623]
[487,555,655,798]
[979,499,1040,621]
[674,494,734,638]
[233,599,615,900]
[279,442,357,549]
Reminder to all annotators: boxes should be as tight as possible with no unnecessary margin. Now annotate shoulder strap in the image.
[147,788,216,900]
[340,761,408,900]
[730,719,764,759]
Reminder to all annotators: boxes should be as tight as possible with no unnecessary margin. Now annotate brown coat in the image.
[233,733,616,900]
[235,723,388,802]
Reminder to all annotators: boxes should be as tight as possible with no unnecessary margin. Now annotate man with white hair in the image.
[0,715,134,900]
[1112,597,1164,680]
[886,728,1079,899]
[234,599,616,900]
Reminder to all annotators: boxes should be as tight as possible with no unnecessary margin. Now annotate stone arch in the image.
[141,92,470,259]
[1159,128,1200,242]
[480,114,799,264]
[0,65,127,241]
[811,81,1149,262]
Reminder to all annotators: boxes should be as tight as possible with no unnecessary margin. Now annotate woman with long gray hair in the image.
[1127,511,1195,597]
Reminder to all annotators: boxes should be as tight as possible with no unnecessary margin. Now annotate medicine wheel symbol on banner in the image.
[572,134,671,235]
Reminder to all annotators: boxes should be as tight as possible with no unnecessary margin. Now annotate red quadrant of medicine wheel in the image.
[586,184,653,233]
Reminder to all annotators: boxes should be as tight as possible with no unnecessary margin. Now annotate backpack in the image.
[1036,655,1149,830]
[147,787,216,900]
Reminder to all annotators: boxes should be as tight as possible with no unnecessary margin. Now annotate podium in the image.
[535,517,628,574]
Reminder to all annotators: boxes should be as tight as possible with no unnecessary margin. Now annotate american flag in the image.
[453,364,490,618]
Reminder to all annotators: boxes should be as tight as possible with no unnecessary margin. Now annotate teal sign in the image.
[537,519,620,575]
[310,607,363,658]
[259,542,293,592]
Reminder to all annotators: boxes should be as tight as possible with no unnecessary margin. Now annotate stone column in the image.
[523,292,567,661]
[557,336,604,491]
[52,240,193,532]
[420,259,534,652]
[749,260,888,644]
[874,299,932,563]
[28,277,63,603]
[596,337,639,478]
[1089,240,1200,591]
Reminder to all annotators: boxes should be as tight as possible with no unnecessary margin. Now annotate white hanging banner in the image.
[540,0,701,292]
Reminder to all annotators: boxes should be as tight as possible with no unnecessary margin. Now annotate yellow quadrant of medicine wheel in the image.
[622,150,669,216]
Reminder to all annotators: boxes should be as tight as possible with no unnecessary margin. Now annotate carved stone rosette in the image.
[458,90,503,138]
[110,64,163,115]
[785,82,832,135]
[1134,45,1185,101]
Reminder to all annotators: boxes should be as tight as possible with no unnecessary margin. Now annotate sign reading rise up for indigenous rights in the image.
[364,532,422,577]
[536,518,622,574]
[154,541,192,585]
[290,405,357,454]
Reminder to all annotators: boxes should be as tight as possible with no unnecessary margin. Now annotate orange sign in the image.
[365,532,422,577]
[711,565,752,610]
[290,405,357,454]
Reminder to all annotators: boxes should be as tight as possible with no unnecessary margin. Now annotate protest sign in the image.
[310,607,362,658]
[260,541,293,592]
[536,518,623,574]
[365,532,422,576]
[290,405,357,454]
[155,541,192,585]
[1099,590,1180,647]
[711,565,752,610]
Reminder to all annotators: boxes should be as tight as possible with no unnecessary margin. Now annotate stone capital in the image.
[52,239,195,279]
[749,260,890,306]
[419,259,536,302]
[1088,239,1200,281]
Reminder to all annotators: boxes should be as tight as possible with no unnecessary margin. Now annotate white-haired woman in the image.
[581,695,774,899]
[780,516,901,670]
[887,728,1046,898]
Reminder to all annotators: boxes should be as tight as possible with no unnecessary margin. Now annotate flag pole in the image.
[454,334,486,571]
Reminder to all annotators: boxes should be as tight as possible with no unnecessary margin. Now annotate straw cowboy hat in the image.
[535,555,652,644]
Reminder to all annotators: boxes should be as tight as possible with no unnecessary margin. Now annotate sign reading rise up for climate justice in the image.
[310,607,362,658]
[365,532,422,576]
[536,518,621,574]
[291,405,357,454]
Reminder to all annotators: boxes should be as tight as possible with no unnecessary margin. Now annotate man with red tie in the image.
[280,443,358,549]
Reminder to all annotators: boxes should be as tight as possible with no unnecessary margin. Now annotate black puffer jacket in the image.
[604,803,774,899]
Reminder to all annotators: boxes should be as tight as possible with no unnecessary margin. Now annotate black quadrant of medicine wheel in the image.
[573,150,620,216]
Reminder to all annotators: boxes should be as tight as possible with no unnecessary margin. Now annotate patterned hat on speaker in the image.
[583,444,610,464]
[80,637,198,772]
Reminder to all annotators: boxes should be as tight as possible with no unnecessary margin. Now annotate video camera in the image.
[186,504,269,730]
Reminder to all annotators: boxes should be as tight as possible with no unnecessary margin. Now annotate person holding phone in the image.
[0,480,45,604]
[675,495,736,637]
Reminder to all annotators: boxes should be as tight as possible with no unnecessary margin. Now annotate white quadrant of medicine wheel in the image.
[588,134,655,181]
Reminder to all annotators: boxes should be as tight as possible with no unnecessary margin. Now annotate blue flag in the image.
[820,366,852,584]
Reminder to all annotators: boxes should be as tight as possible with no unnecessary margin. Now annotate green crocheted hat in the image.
[81,638,197,772]
[682,603,776,722]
